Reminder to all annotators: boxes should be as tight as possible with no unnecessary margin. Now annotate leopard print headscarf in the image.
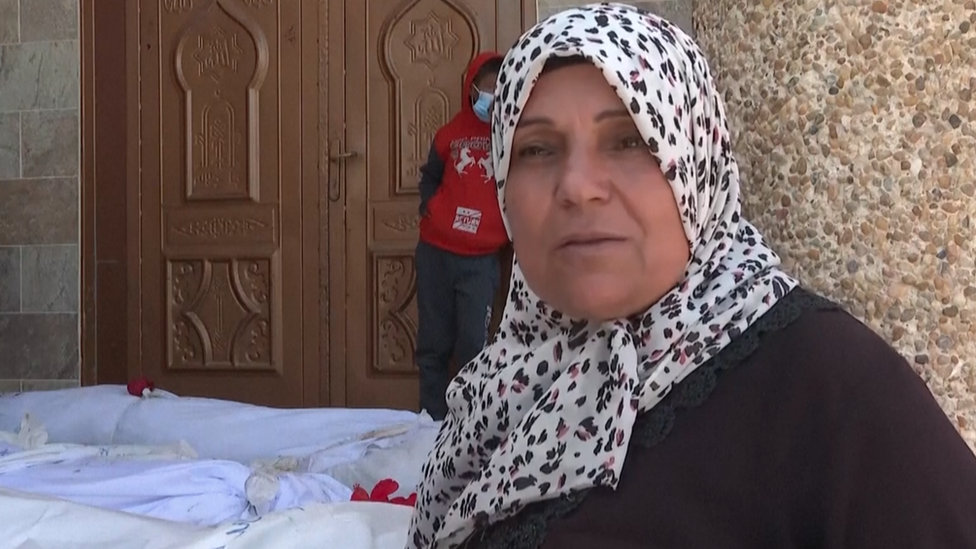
[407,4,798,547]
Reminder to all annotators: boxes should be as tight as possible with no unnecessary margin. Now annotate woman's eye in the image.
[618,135,643,149]
[516,145,550,158]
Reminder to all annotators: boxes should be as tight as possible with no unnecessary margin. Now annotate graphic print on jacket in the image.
[448,135,493,234]
[417,52,509,256]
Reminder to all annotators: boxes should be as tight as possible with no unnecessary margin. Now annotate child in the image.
[415,52,508,420]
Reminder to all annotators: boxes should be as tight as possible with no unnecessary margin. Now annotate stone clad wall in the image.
[695,0,976,449]
[0,0,81,393]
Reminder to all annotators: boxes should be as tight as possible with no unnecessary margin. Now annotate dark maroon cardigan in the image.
[465,289,976,549]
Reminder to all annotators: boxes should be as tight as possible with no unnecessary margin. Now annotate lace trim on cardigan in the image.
[465,288,839,549]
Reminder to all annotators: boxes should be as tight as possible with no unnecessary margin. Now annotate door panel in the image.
[137,0,314,407]
[332,0,531,409]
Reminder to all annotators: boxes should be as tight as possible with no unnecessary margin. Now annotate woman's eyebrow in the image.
[595,108,632,122]
[517,115,553,129]
[517,108,631,129]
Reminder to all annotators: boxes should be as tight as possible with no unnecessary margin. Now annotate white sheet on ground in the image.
[0,386,441,526]
[0,435,353,526]
[111,392,426,465]
[0,386,436,469]
[0,487,412,549]
[0,413,48,451]
[325,420,439,496]
[0,386,146,445]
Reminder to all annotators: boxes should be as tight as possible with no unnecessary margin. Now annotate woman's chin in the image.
[549,277,648,321]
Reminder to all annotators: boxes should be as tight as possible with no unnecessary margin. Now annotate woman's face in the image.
[504,62,691,321]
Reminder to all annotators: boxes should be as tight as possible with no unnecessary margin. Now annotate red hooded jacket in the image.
[417,52,509,256]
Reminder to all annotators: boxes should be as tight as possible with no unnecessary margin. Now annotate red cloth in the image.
[350,478,417,507]
[126,376,155,396]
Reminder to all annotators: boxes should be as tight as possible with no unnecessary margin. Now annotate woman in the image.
[407,4,976,548]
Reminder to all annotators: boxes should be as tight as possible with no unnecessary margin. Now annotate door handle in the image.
[328,140,356,202]
[329,151,358,162]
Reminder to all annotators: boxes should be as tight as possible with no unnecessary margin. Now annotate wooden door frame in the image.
[80,0,139,387]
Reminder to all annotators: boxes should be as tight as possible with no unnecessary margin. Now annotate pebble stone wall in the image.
[694,0,976,450]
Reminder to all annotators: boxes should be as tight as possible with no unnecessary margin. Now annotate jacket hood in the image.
[461,51,503,114]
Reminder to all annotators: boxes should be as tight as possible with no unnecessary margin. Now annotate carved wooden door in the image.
[328,0,534,409]
[134,0,321,407]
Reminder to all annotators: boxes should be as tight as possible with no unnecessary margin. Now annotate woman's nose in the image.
[554,148,612,208]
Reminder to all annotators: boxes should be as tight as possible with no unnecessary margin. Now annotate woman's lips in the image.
[556,233,628,257]
[557,230,626,247]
